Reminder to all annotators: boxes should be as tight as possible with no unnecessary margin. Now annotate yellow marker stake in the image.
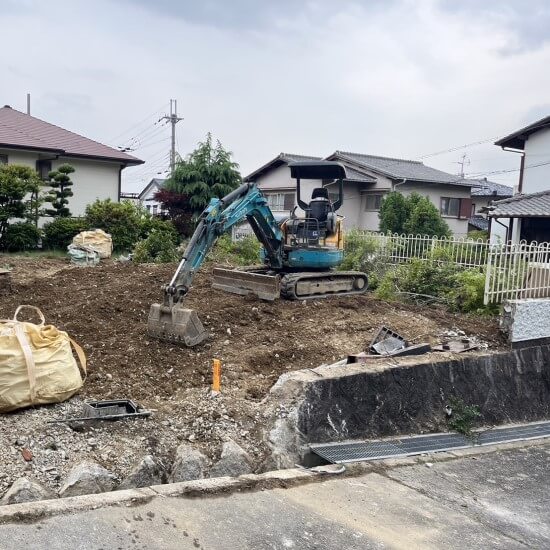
[212,359,222,393]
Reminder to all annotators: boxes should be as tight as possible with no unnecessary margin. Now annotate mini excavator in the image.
[148,161,368,346]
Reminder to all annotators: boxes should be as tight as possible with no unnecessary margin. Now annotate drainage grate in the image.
[309,421,550,464]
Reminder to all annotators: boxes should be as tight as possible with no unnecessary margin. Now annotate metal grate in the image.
[310,421,550,464]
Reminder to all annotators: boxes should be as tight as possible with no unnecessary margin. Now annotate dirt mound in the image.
[1,258,504,404]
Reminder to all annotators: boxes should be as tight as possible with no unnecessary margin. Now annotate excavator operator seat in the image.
[309,188,331,224]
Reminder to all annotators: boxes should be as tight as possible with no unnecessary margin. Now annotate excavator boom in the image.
[147,182,284,345]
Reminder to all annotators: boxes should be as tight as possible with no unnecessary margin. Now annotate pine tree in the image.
[44,163,75,217]
[162,133,241,222]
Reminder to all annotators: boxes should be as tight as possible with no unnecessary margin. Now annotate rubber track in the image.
[280,271,368,300]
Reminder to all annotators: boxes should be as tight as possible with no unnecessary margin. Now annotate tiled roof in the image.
[487,190,550,218]
[330,151,469,186]
[467,178,513,197]
[468,216,489,231]
[244,152,321,181]
[0,106,143,165]
[495,115,550,150]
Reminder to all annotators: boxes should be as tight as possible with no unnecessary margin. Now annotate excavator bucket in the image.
[147,302,208,346]
[212,267,280,301]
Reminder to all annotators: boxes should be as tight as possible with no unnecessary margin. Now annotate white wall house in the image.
[491,115,550,243]
[244,152,474,236]
[137,178,166,216]
[0,105,143,219]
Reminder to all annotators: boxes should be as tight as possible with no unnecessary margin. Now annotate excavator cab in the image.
[283,161,345,263]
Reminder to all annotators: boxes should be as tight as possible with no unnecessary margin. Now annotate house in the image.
[137,178,166,215]
[0,105,143,217]
[467,178,513,233]
[244,152,475,236]
[490,115,550,243]
[485,191,550,243]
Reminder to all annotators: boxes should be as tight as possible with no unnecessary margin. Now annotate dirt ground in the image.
[0,256,506,494]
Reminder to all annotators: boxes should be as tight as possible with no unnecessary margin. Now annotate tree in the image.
[162,133,241,226]
[379,191,450,237]
[404,196,450,237]
[0,164,41,250]
[154,188,194,236]
[378,192,408,234]
[44,163,75,217]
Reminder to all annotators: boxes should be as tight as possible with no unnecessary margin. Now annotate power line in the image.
[465,158,550,178]
[108,103,168,145]
[418,136,501,160]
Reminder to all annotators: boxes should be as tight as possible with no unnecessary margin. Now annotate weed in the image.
[447,397,482,438]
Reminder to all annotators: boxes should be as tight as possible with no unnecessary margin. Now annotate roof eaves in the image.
[62,151,144,165]
[495,115,550,149]
[0,142,65,155]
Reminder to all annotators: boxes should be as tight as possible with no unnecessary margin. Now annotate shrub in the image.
[138,216,179,243]
[468,229,489,241]
[448,269,487,313]
[375,259,494,314]
[4,222,40,252]
[375,259,457,302]
[133,230,180,263]
[42,217,89,249]
[209,234,261,266]
[85,199,142,251]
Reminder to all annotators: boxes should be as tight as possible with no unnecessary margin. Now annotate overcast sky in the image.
[2,0,550,192]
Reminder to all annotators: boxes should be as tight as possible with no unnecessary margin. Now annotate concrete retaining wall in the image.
[502,299,550,346]
[264,346,550,467]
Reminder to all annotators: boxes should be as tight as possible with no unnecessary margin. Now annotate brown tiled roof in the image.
[0,106,143,165]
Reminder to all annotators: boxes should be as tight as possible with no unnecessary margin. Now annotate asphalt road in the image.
[1,443,549,549]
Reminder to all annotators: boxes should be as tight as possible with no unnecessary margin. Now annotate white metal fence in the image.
[484,241,550,304]
[357,231,489,268]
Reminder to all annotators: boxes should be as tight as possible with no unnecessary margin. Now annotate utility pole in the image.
[161,99,183,176]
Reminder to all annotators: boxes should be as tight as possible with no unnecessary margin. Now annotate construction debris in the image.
[48,399,151,424]
[348,325,432,362]
[433,338,480,353]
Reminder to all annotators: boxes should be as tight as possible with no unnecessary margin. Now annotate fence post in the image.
[484,245,493,305]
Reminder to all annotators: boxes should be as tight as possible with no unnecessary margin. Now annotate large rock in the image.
[1,477,55,505]
[119,455,164,490]
[209,440,253,478]
[59,461,116,497]
[169,444,208,483]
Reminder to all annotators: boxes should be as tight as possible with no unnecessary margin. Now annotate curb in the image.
[0,437,548,524]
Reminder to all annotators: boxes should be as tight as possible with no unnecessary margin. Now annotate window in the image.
[0,154,7,165]
[266,192,294,211]
[146,205,151,212]
[364,194,382,211]
[440,197,460,217]
[440,197,472,219]
[152,205,158,215]
[36,159,52,180]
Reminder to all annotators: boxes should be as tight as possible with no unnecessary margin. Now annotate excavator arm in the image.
[165,182,283,304]
[148,182,284,346]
